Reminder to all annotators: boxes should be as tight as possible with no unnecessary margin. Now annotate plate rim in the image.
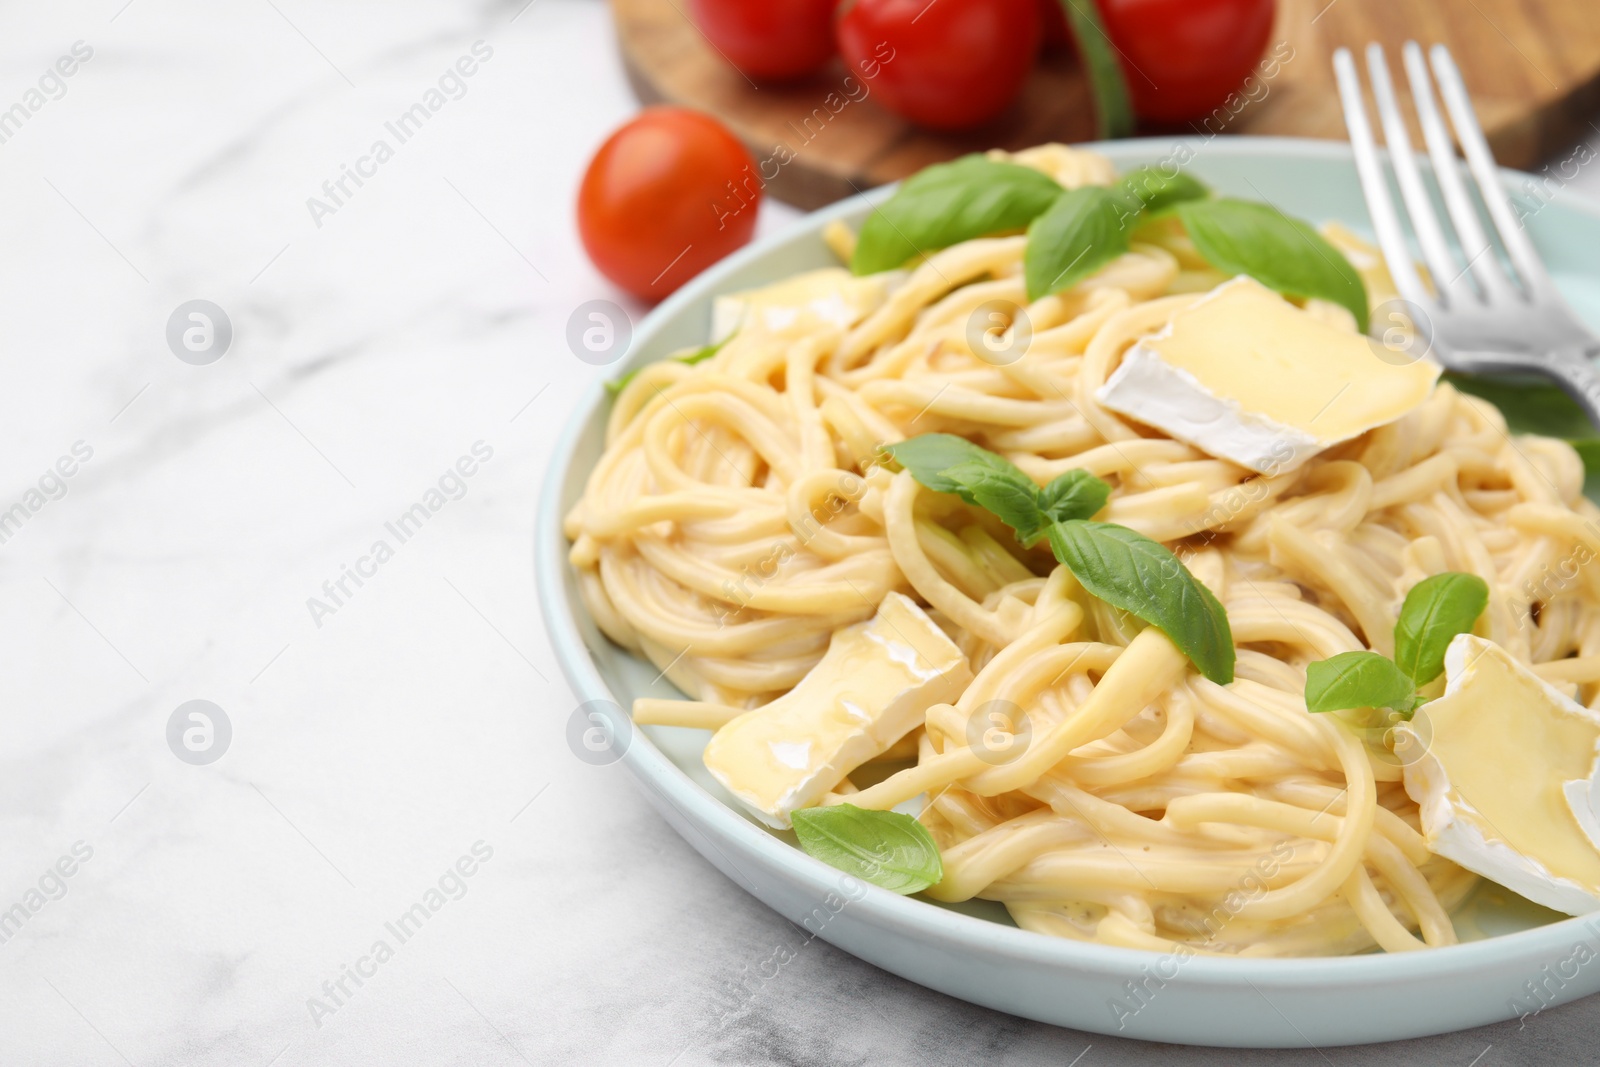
[537,134,1600,989]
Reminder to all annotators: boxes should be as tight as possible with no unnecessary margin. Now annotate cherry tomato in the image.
[836,0,1041,131]
[1097,0,1276,124]
[577,107,761,301]
[687,0,838,82]
[1038,0,1070,50]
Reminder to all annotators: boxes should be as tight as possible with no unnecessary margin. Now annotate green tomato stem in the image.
[1058,0,1135,140]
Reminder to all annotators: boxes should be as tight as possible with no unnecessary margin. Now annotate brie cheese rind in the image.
[1397,635,1600,915]
[710,267,901,344]
[702,592,971,829]
[1095,276,1440,475]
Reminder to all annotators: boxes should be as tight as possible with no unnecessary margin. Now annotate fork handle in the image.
[1448,349,1600,433]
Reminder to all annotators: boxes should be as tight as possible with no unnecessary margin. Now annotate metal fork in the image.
[1333,42,1600,427]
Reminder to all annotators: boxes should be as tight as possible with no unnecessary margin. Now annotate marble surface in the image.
[7,1,1600,1064]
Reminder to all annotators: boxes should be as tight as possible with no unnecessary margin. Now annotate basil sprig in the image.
[1303,571,1488,717]
[790,803,942,894]
[851,154,1369,335]
[886,433,1232,683]
[851,157,1063,275]
[607,333,733,396]
[1393,573,1490,687]
[1177,198,1370,329]
[1046,521,1235,685]
[885,434,1109,545]
[851,153,1223,302]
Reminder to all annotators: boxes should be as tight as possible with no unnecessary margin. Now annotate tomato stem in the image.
[1059,0,1134,139]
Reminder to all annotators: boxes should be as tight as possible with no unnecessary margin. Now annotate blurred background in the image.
[2,1,1600,1064]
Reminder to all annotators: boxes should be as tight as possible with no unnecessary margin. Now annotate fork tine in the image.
[1401,42,1518,304]
[1427,43,1560,302]
[1332,47,1431,309]
[1363,43,1465,307]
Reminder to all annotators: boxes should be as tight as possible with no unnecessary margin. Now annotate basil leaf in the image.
[681,341,725,367]
[1441,372,1600,487]
[1177,198,1370,330]
[790,803,943,894]
[1025,186,1131,300]
[941,462,1046,542]
[1039,469,1111,525]
[884,434,1027,502]
[1045,520,1235,684]
[852,156,1063,275]
[607,333,734,396]
[1444,372,1596,440]
[1305,651,1419,715]
[1393,573,1489,685]
[1576,441,1600,500]
[1116,166,1209,217]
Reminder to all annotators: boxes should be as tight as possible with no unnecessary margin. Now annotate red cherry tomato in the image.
[1038,0,1070,50]
[1097,0,1276,124]
[577,107,761,302]
[687,0,838,82]
[836,0,1041,131]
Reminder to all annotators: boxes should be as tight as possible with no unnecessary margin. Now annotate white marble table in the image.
[6,1,1600,1063]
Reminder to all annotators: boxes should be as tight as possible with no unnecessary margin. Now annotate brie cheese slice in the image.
[1396,635,1600,915]
[1095,276,1439,474]
[711,267,899,344]
[702,592,971,829]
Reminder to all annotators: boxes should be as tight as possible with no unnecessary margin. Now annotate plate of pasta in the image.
[539,136,1600,1046]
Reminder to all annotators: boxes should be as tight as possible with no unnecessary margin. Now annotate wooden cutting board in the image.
[612,0,1600,209]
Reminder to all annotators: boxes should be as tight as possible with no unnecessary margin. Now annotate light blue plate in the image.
[537,137,1600,1047]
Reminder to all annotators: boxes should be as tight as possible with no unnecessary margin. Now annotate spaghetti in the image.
[563,145,1600,957]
